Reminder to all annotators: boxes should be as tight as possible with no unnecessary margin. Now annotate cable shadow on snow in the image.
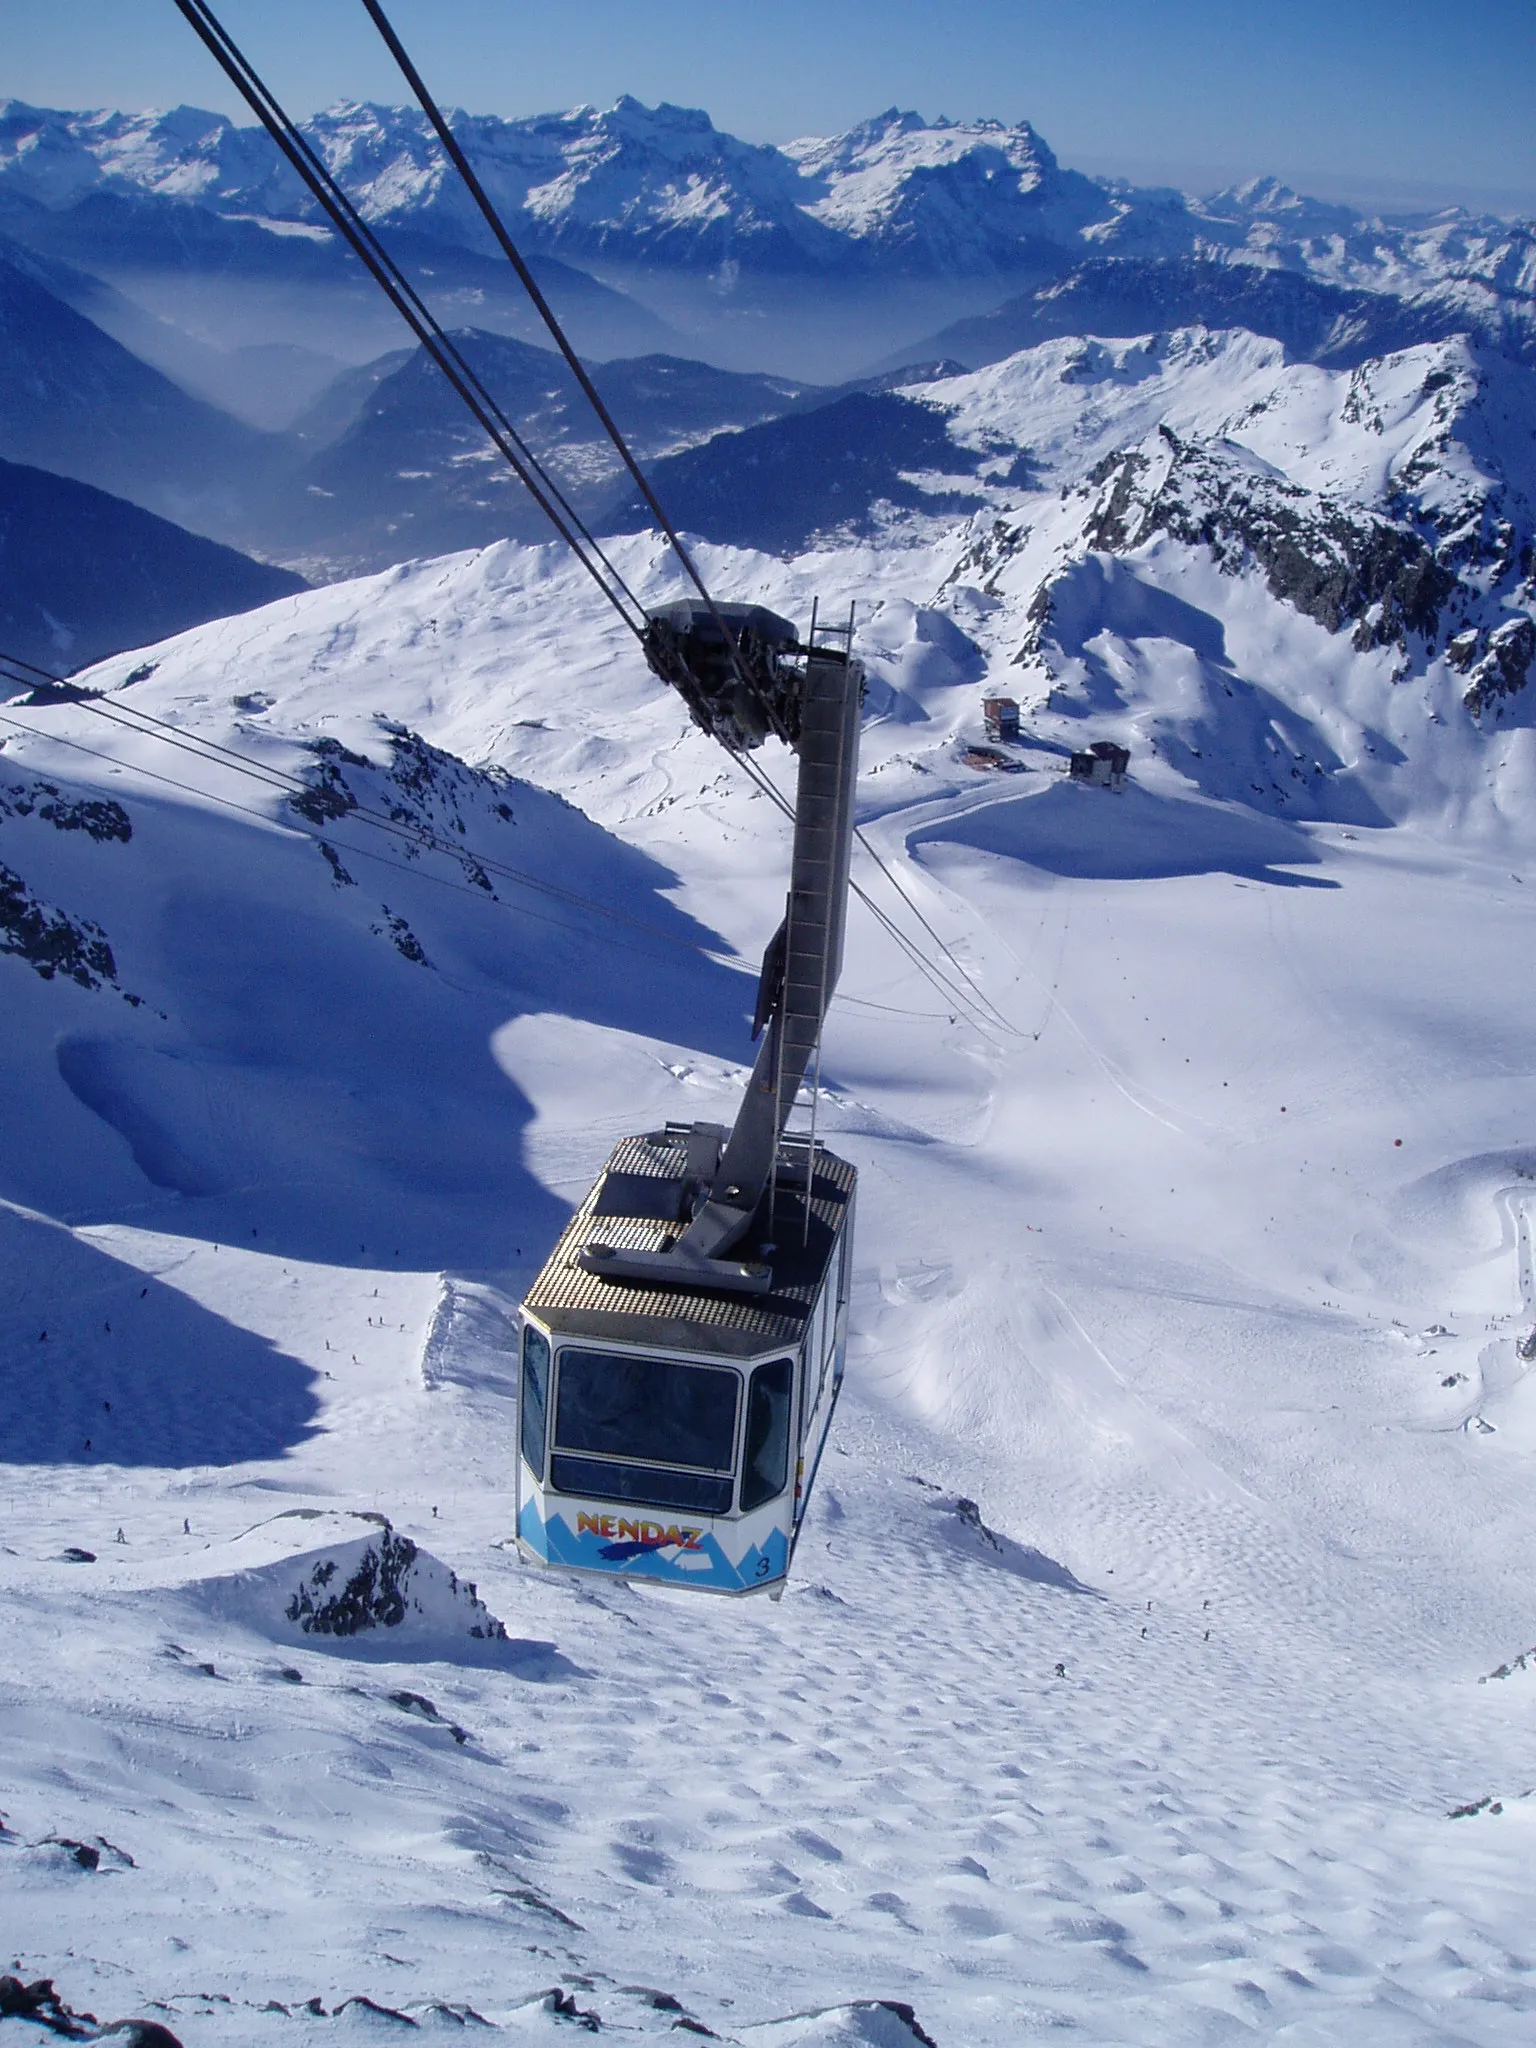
[909,779,1341,887]
[0,1202,318,1467]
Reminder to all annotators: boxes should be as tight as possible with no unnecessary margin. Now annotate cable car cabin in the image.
[516,598,863,1597]
[517,1126,855,1596]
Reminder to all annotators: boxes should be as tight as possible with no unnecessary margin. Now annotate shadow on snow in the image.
[0,758,758,1471]
[910,778,1342,887]
[0,1202,318,1467]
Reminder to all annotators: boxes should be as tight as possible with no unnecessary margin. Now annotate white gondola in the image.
[517,603,863,1596]
[516,1130,854,1593]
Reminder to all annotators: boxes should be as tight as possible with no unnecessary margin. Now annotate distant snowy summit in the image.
[0,94,1531,291]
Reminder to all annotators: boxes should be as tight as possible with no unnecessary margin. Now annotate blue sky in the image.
[1,0,1532,214]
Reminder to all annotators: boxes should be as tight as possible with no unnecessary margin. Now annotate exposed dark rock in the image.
[0,770,136,997]
[535,1988,600,2032]
[0,864,117,990]
[0,1978,176,2044]
[953,1497,1004,1551]
[290,724,522,880]
[378,909,430,967]
[388,1689,468,1744]
[855,2004,940,2048]
[0,778,131,842]
[1462,617,1536,716]
[45,1838,100,1869]
[1080,434,1458,650]
[1480,1645,1536,1683]
[317,841,355,888]
[284,1527,417,1635]
[287,737,368,824]
[0,1975,94,2037]
[329,1996,417,2027]
[59,1546,98,1563]
[494,1886,584,1930]
[1447,626,1482,672]
[938,515,1027,595]
[1083,448,1153,554]
[1011,581,1056,671]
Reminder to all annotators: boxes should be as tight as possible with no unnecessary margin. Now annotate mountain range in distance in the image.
[0,92,1534,630]
[1,96,1532,384]
[4,226,1532,587]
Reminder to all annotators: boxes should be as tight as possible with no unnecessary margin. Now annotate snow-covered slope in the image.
[6,302,1536,2044]
[602,326,1535,714]
[902,330,1536,798]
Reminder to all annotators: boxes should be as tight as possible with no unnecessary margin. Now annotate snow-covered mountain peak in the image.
[907,324,1534,540]
[298,99,450,221]
[1,93,1531,299]
[783,107,1101,270]
[785,106,1060,181]
[1217,175,1359,226]
[0,97,287,210]
[597,93,734,142]
[905,326,1291,481]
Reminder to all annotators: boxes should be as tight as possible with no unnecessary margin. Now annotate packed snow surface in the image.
[4,339,1536,2043]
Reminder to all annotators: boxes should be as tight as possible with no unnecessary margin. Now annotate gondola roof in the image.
[524,1128,855,1359]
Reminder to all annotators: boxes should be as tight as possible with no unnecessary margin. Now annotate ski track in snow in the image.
[2,508,1536,2042]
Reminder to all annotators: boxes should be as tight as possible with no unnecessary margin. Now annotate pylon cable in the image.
[167,3,1031,1046]
[353,0,799,727]
[0,654,726,964]
[170,0,649,636]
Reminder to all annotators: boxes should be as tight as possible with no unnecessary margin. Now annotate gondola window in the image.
[520,1325,551,1479]
[741,1358,794,1512]
[551,1349,740,1514]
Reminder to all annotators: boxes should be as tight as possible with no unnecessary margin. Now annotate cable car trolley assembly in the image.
[517,604,863,1596]
[164,0,879,1600]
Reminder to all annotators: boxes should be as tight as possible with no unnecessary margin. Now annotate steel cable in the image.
[162,3,1034,1049]
[171,0,650,636]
